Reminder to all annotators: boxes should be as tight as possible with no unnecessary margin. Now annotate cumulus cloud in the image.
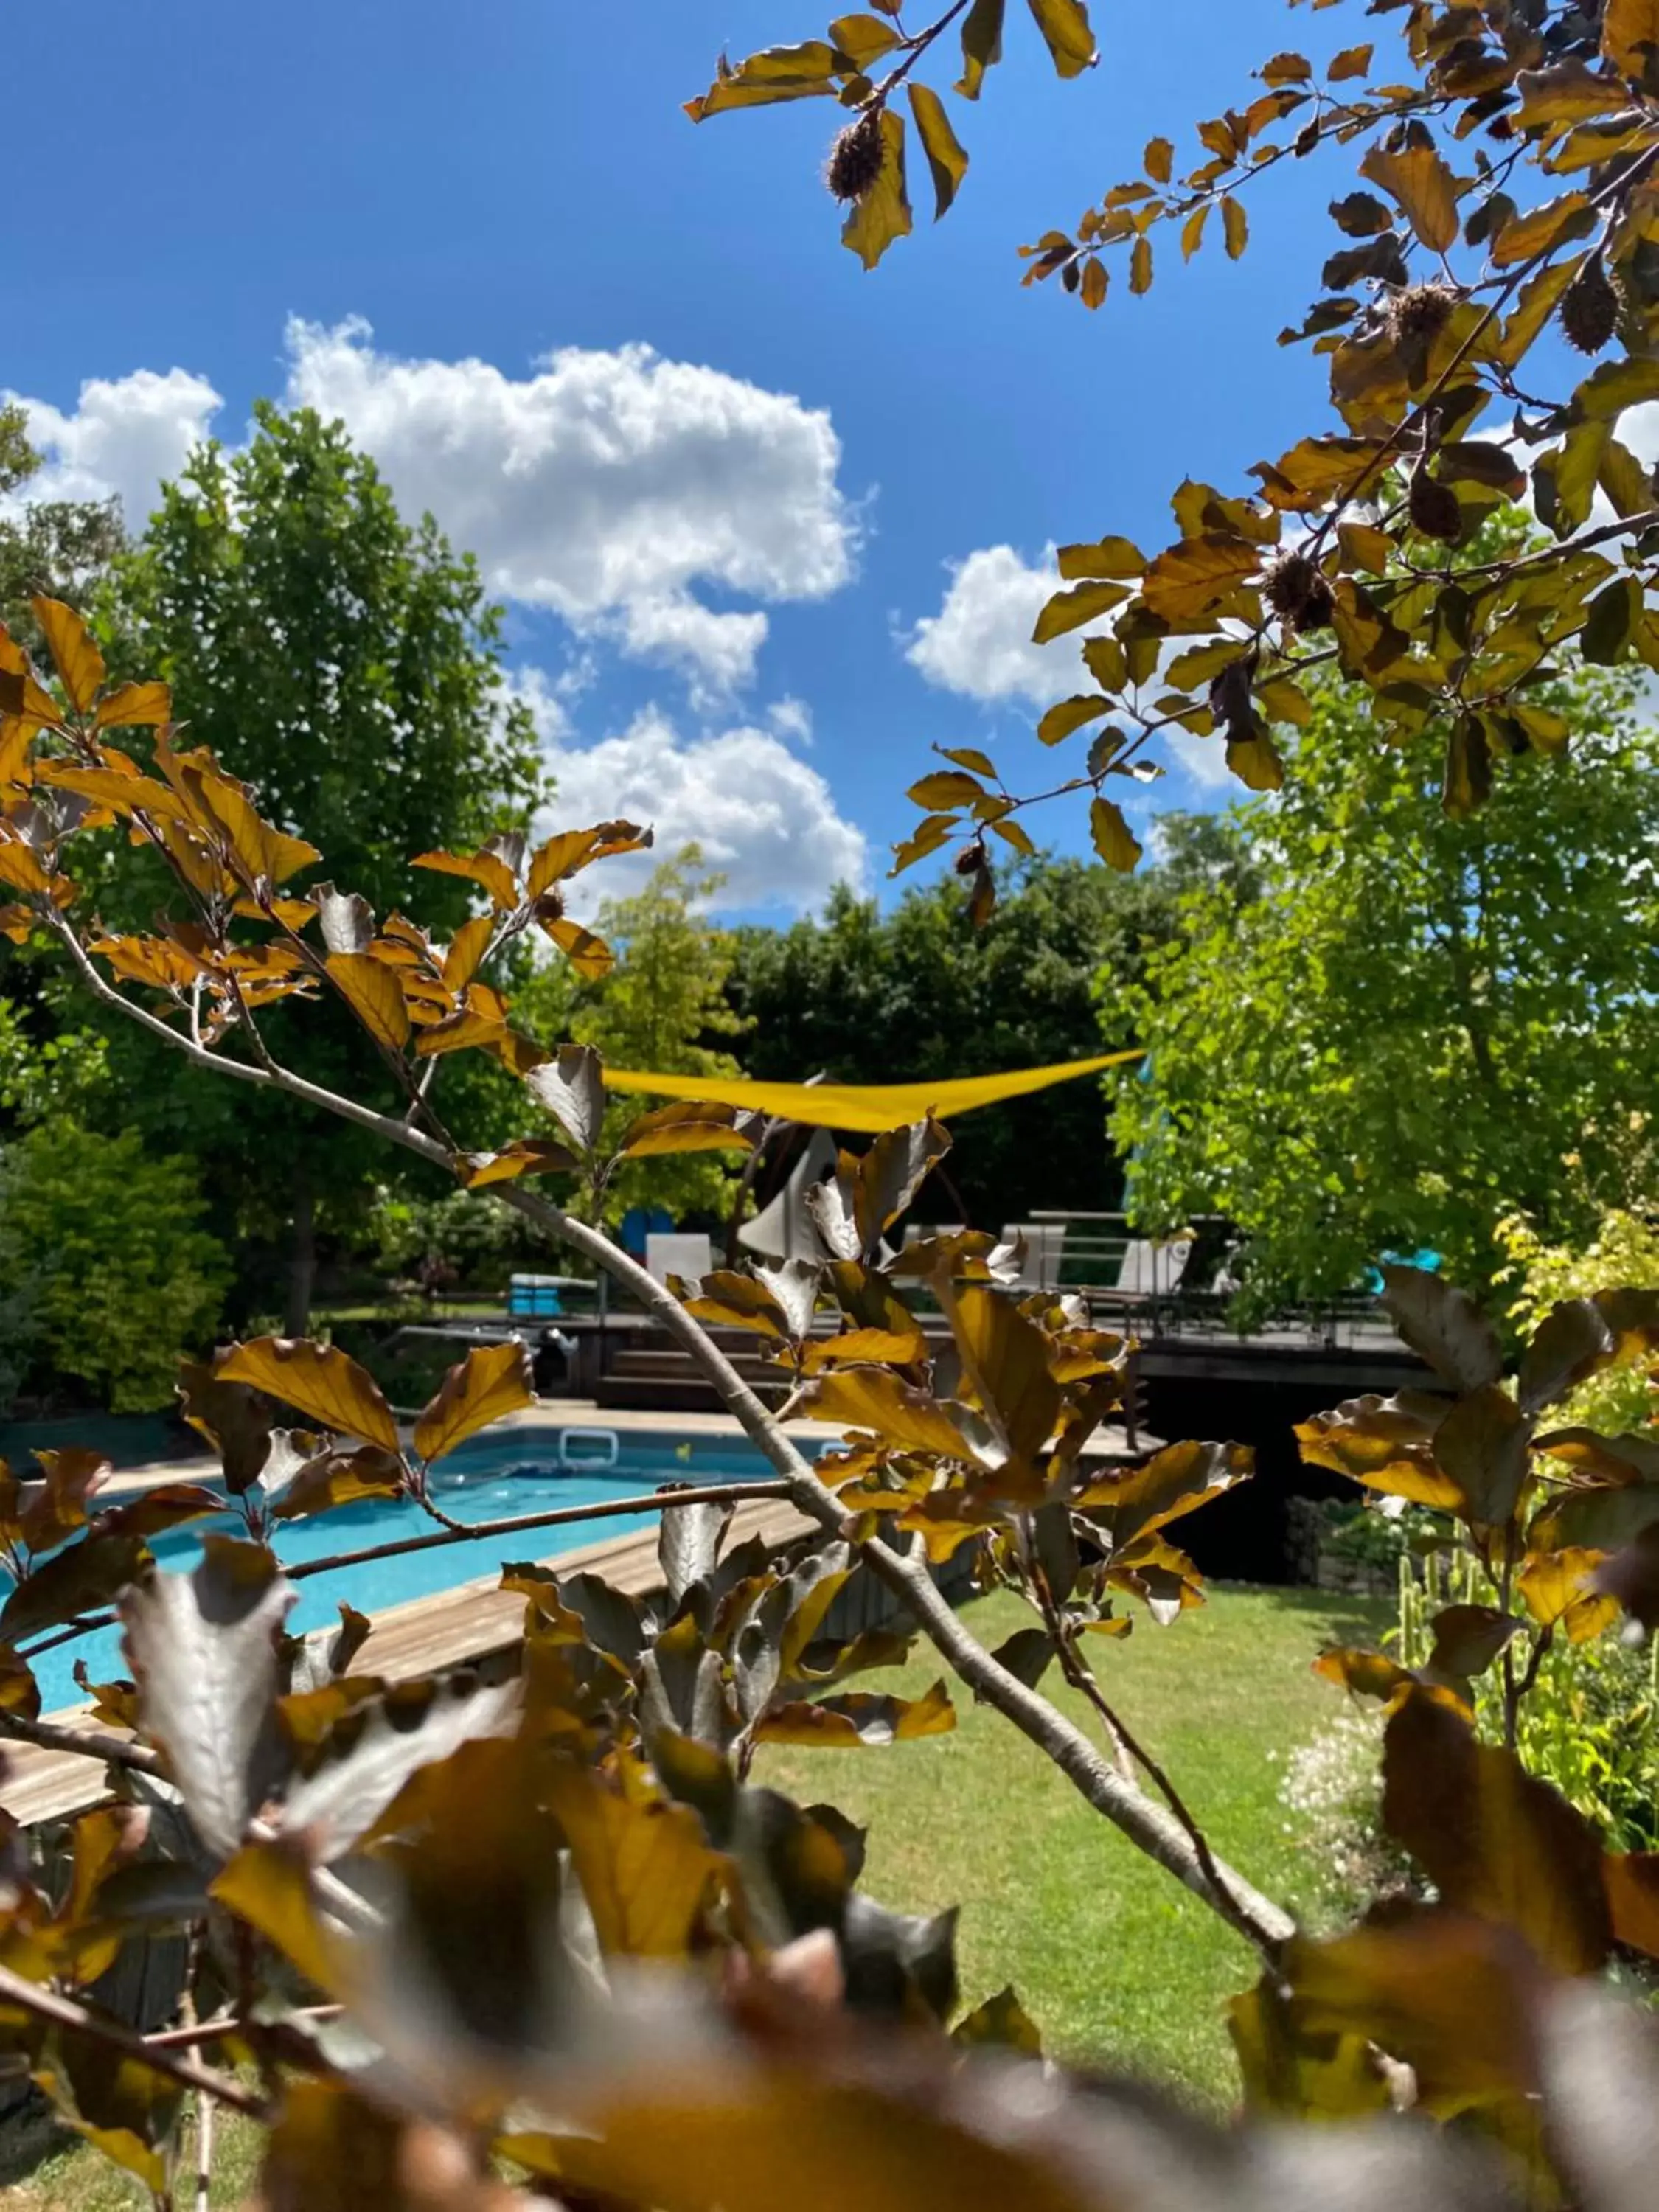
[7,367,223,526]
[1164,727,1234,790]
[767,695,813,746]
[282,317,855,694]
[521,690,866,914]
[903,543,1073,705]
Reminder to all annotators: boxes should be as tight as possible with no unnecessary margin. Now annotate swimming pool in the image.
[30,1424,801,1715]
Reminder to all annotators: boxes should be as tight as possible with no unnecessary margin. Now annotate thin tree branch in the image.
[0,1961,266,2118]
[284,1478,792,1584]
[1026,1549,1281,1960]
[145,2003,341,2053]
[10,1481,794,1666]
[0,1710,159,1773]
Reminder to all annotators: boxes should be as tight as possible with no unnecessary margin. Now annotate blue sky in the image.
[9,0,1373,917]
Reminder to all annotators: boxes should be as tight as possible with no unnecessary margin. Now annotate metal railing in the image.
[1020,1211,1389,1349]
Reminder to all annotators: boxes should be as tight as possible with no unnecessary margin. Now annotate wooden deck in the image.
[0,1491,813,1830]
[0,1397,1150,1830]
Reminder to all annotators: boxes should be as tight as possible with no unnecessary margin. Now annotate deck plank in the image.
[0,1494,813,1830]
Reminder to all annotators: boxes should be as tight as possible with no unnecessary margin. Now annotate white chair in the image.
[645,1232,714,1288]
[1116,1238,1192,1296]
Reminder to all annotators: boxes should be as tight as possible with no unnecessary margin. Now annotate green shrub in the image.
[1496,1201,1659,1433]
[1507,1634,1659,1856]
[1396,1539,1659,1854]
[0,1121,229,1412]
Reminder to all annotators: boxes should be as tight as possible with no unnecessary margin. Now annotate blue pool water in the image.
[31,1424,794,1715]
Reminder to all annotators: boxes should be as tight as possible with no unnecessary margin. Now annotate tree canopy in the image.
[726,830,1242,1228]
[1110,653,1659,1309]
[550,845,751,1230]
[90,405,544,1331]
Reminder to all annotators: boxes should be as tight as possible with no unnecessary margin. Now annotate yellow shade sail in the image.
[602,1050,1143,1135]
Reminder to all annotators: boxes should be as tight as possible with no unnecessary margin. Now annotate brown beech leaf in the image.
[1602,0,1659,79]
[1433,1384,1529,1528]
[177,1358,274,1493]
[268,1444,406,1521]
[1518,1547,1619,1641]
[546,1761,718,1957]
[946,1284,1060,1470]
[279,1679,523,1861]
[619,1099,758,1159]
[91,680,172,730]
[1425,1603,1522,1682]
[1229,1972,1391,2120]
[414,1340,535,1466]
[798,1325,928,1371]
[412,844,520,911]
[257,2081,522,2212]
[856,1117,951,1241]
[1026,0,1096,79]
[1359,128,1458,251]
[31,595,106,713]
[681,1270,793,1342]
[1312,1646,1413,1702]
[1075,1439,1251,1546]
[803,1368,982,1462]
[1530,1477,1659,1554]
[1601,1850,1659,1957]
[0,1531,149,1643]
[454,1138,579,1188]
[312,882,375,955]
[1382,1686,1610,1975]
[953,1984,1043,2055]
[121,1538,295,1860]
[325,950,410,1051]
[1533,1426,1659,1484]
[1380,1267,1502,1392]
[1284,1910,1537,2112]
[540,915,615,978]
[1520,1297,1618,1413]
[92,1482,224,1541]
[524,1042,605,1152]
[216,1336,401,1454]
[441,911,493,991]
[752,1680,956,1747]
[0,1644,40,1722]
[17,1445,113,1554]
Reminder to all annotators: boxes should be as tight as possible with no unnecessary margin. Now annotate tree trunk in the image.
[285,1162,316,1338]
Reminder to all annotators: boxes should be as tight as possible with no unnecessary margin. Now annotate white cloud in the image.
[611,595,769,701]
[523,693,866,914]
[904,543,1074,705]
[767,695,813,746]
[7,367,223,526]
[1164,726,1234,790]
[282,317,856,694]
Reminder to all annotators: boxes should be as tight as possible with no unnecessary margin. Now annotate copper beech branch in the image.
[11,1481,796,1664]
[40,903,1297,1955]
[0,1961,266,2119]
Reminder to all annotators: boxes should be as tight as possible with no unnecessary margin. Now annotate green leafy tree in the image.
[1110,661,1659,1311]
[0,406,126,657]
[726,836,1240,1227]
[83,403,545,1330]
[0,1121,229,1412]
[543,845,751,1228]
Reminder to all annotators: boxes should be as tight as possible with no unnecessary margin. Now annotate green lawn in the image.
[758,1581,1388,2110]
[0,1583,1382,2202]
